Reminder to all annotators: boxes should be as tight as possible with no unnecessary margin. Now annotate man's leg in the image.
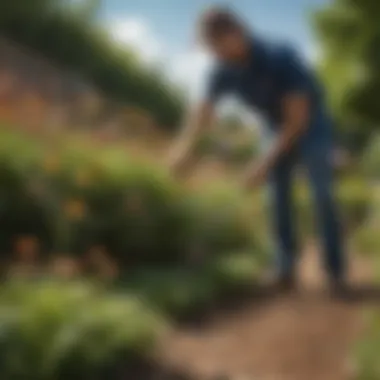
[269,151,298,284]
[302,140,345,282]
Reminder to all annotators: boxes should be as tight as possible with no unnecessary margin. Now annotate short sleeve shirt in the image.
[205,38,324,127]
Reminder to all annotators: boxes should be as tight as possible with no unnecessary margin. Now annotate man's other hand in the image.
[241,160,269,190]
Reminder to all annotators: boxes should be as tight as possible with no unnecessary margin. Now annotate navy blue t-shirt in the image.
[206,38,329,136]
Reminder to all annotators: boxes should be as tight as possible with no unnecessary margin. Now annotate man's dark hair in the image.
[198,6,247,43]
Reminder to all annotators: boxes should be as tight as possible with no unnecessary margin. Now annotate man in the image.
[169,7,345,294]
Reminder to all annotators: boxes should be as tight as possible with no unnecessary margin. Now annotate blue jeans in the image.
[266,115,344,280]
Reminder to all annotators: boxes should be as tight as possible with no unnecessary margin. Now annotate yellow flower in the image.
[64,199,86,220]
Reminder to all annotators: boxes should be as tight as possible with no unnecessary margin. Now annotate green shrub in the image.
[337,177,372,229]
[121,252,261,317]
[362,134,380,180]
[0,280,165,380]
[0,136,58,253]
[182,183,263,259]
[351,195,380,255]
[57,158,189,266]
[355,311,380,380]
[0,129,264,270]
[353,227,380,256]
[194,132,258,165]
[227,141,258,165]
[295,176,372,236]
[208,252,262,289]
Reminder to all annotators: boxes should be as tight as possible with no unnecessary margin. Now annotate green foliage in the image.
[361,134,380,179]
[353,226,380,256]
[0,1,184,128]
[335,177,372,228]
[351,190,380,255]
[0,280,165,380]
[182,184,257,256]
[349,189,380,380]
[355,310,380,380]
[295,176,371,235]
[0,129,265,269]
[120,252,261,317]
[195,127,259,165]
[0,128,269,377]
[313,0,380,149]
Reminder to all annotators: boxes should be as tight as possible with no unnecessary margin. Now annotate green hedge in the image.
[295,176,372,236]
[351,193,380,256]
[351,192,380,380]
[0,128,369,271]
[120,252,263,317]
[195,132,259,165]
[355,311,380,380]
[0,129,267,270]
[361,134,380,180]
[352,226,380,257]
[0,280,166,380]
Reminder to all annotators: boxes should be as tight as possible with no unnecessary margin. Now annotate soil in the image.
[157,243,380,380]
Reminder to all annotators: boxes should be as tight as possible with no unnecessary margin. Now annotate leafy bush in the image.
[182,184,259,258]
[226,141,258,165]
[351,193,380,255]
[362,134,380,180]
[295,176,372,236]
[0,280,165,380]
[353,227,380,256]
[337,177,373,229]
[0,132,58,252]
[121,252,261,317]
[194,132,258,165]
[355,310,380,380]
[0,129,265,270]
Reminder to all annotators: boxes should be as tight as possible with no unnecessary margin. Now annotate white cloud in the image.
[108,17,213,102]
[169,48,213,102]
[108,18,164,64]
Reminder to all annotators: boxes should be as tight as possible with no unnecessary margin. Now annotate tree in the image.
[0,0,184,128]
[313,0,380,151]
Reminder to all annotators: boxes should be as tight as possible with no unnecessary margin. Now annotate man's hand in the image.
[241,93,310,192]
[167,147,192,179]
[241,160,270,190]
[167,102,215,179]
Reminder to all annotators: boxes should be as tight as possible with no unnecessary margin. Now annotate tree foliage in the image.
[0,0,184,128]
[313,0,380,150]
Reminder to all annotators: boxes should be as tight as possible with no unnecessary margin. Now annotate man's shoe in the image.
[261,271,296,294]
[275,273,296,293]
[329,277,350,299]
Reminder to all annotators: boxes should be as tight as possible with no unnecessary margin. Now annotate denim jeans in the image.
[262,112,345,280]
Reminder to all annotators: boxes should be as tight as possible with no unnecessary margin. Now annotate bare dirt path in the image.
[158,243,380,380]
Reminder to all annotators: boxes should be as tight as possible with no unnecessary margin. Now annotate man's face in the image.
[207,31,248,63]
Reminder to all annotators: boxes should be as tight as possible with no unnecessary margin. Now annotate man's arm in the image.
[244,46,312,187]
[262,92,310,168]
[168,101,215,176]
[244,93,310,187]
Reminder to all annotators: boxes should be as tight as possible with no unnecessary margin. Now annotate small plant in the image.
[0,280,166,380]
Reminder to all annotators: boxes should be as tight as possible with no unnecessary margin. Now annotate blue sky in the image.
[101,0,331,99]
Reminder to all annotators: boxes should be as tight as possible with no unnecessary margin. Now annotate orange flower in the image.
[14,235,40,263]
[43,154,60,173]
[75,170,92,187]
[64,199,86,220]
